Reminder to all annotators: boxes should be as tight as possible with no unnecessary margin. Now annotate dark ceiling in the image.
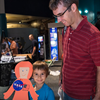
[4,0,53,18]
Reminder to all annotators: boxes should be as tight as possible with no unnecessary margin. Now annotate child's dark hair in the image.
[33,61,49,76]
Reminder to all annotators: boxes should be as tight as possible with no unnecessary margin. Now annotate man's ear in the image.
[71,3,77,12]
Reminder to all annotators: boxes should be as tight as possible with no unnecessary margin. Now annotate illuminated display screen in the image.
[50,28,58,60]
[38,36,43,42]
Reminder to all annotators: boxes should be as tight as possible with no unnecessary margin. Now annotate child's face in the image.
[33,69,47,85]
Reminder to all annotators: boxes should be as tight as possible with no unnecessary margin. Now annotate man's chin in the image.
[62,23,69,27]
[65,24,70,27]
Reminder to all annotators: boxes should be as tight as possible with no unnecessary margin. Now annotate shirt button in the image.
[70,33,72,34]
[69,38,71,40]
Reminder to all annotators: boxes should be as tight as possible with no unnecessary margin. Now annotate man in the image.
[49,0,100,100]
[29,34,38,63]
[8,37,18,55]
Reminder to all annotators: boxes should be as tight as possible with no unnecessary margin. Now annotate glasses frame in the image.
[53,4,72,18]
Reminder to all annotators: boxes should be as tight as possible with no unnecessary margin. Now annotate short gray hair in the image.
[49,0,79,10]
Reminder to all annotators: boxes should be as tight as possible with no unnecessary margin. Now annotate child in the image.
[28,61,55,100]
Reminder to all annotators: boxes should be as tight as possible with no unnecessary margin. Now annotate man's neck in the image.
[32,38,34,41]
[71,14,83,30]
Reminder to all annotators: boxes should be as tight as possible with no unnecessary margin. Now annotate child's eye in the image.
[35,73,38,75]
[22,70,24,72]
[41,73,44,75]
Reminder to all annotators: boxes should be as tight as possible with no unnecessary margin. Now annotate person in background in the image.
[7,38,11,48]
[18,42,23,54]
[95,19,100,31]
[1,37,9,55]
[4,37,10,48]
[28,61,55,100]
[49,0,100,100]
[29,34,38,63]
[8,37,18,55]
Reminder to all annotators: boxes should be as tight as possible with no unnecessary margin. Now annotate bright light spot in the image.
[52,28,55,29]
[19,22,21,24]
[79,10,82,14]
[84,9,88,13]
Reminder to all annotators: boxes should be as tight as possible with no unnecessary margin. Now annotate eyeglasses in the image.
[53,4,72,18]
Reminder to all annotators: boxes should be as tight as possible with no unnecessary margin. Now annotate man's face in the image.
[29,35,32,41]
[53,3,73,27]
[8,39,11,43]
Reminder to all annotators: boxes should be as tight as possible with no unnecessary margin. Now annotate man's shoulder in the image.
[32,39,37,43]
[81,21,100,36]
[12,41,16,44]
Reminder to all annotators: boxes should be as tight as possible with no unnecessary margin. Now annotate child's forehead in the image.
[20,67,29,70]
[33,68,46,72]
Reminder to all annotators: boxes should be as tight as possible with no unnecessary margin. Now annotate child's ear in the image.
[46,74,49,78]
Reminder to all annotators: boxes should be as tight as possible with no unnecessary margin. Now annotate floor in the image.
[0,61,62,100]
[45,66,61,100]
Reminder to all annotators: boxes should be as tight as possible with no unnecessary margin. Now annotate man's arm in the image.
[32,46,36,56]
[93,66,100,100]
[59,61,63,86]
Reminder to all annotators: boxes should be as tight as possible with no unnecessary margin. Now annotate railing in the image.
[23,45,32,54]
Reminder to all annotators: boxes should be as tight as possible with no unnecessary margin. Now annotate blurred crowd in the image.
[1,37,23,56]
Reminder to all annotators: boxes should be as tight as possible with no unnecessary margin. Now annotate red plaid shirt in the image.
[62,16,100,99]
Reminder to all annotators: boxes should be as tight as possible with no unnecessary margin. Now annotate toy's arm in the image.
[3,84,14,99]
[29,83,39,100]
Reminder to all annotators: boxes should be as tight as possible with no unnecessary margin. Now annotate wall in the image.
[79,0,94,14]
[58,28,63,60]
[79,0,100,23]
[79,0,95,23]
[94,0,100,20]
[7,28,39,52]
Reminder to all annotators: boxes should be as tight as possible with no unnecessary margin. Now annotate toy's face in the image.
[20,67,29,79]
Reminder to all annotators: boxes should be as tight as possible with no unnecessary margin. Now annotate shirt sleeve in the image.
[47,89,55,100]
[32,40,37,47]
[32,41,35,47]
[89,32,100,66]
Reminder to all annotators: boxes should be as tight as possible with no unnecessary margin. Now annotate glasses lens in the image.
[53,15,57,18]
[53,4,72,18]
[53,15,61,18]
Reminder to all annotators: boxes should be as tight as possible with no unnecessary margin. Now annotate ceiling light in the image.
[84,9,88,13]
[19,22,21,24]
[79,10,82,14]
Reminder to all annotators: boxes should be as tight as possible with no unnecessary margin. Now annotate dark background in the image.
[4,0,53,18]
